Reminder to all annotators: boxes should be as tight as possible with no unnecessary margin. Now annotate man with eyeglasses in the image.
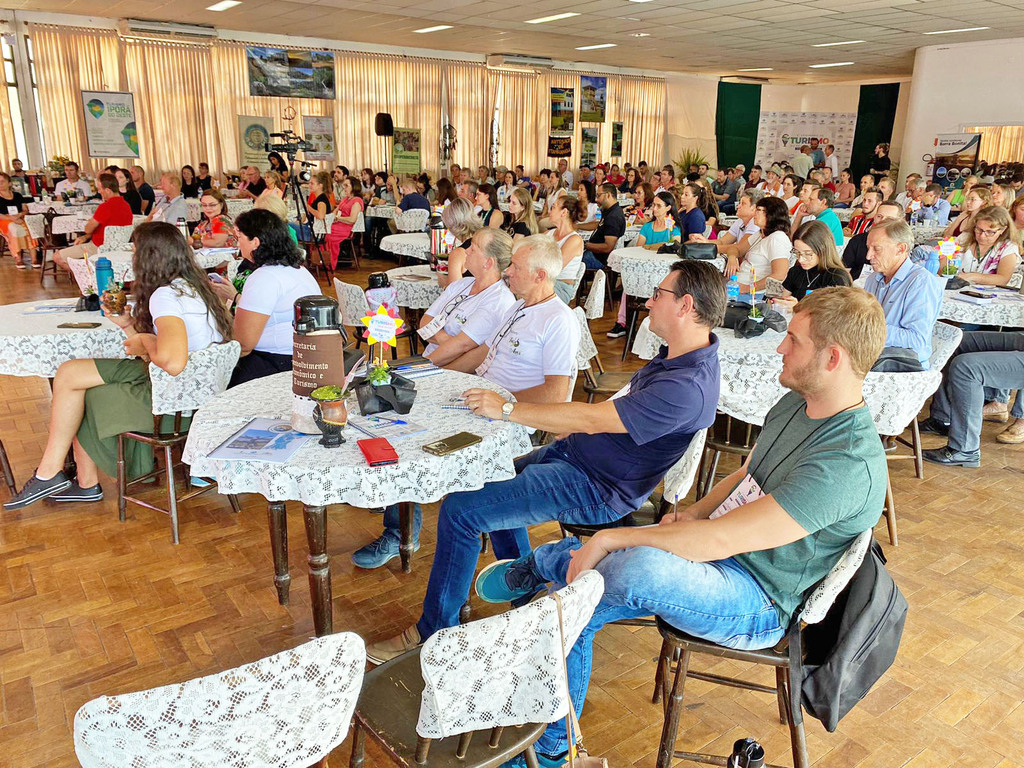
[366,259,723,665]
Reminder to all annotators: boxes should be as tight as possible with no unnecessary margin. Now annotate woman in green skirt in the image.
[4,222,234,510]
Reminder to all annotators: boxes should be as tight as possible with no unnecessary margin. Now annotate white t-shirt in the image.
[560,170,574,188]
[54,178,92,199]
[419,276,517,355]
[476,296,580,393]
[236,265,321,355]
[149,278,224,352]
[726,217,761,243]
[739,231,792,286]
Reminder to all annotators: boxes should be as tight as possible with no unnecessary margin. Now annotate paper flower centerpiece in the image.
[361,305,404,347]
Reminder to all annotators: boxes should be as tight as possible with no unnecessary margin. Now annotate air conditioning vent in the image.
[486,53,555,71]
[118,19,216,42]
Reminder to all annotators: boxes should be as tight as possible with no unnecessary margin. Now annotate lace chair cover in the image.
[67,258,96,295]
[96,224,136,254]
[395,208,430,233]
[333,278,370,327]
[800,530,872,625]
[25,213,46,239]
[149,341,241,417]
[1009,260,1024,290]
[584,269,606,320]
[74,633,365,768]
[186,199,202,223]
[928,321,963,371]
[662,428,708,504]
[226,199,254,218]
[572,307,597,372]
[226,258,242,283]
[863,370,942,437]
[312,212,334,238]
[133,214,148,225]
[416,571,604,740]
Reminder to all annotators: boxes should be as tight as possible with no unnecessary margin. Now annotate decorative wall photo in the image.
[246,47,336,99]
[579,76,607,123]
[550,87,575,133]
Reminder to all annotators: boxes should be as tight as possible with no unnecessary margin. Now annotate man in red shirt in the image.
[56,172,133,268]
[844,187,882,236]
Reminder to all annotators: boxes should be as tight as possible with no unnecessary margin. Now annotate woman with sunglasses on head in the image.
[547,195,586,304]
[771,220,851,309]
[438,197,483,288]
[4,222,234,510]
[726,195,792,292]
[194,188,237,249]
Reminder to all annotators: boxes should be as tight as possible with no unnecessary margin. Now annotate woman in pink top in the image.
[325,175,363,269]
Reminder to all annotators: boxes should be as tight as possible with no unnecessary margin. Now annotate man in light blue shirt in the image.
[809,138,826,169]
[865,219,944,368]
[807,187,844,246]
[918,183,952,226]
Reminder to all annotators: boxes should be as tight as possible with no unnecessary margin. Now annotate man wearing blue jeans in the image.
[366,260,725,663]
[475,287,889,767]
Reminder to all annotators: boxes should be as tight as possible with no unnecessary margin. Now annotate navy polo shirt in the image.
[557,336,721,516]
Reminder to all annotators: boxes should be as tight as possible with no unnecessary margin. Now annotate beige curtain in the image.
[444,63,489,172]
[963,125,1024,164]
[28,24,124,173]
[615,76,666,168]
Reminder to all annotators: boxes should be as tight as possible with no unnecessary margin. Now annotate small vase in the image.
[311,399,348,448]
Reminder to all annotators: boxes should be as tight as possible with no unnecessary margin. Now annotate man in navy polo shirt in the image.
[366,260,724,663]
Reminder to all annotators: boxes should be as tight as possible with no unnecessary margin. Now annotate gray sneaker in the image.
[50,481,104,503]
[4,471,72,511]
[351,534,421,569]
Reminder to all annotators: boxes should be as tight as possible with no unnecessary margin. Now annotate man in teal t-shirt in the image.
[808,187,845,247]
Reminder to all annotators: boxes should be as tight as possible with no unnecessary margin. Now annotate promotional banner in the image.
[547,135,571,158]
[238,116,275,170]
[581,127,599,167]
[579,76,607,123]
[930,133,981,191]
[81,91,139,158]
[550,87,574,133]
[302,115,336,162]
[392,128,422,174]
[246,47,336,99]
[611,122,623,157]
[753,111,857,171]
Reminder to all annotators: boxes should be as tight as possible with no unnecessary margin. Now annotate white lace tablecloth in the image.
[912,224,947,244]
[225,198,253,218]
[0,299,126,378]
[366,205,396,219]
[82,249,239,286]
[182,370,532,508]
[380,233,431,262]
[26,201,99,216]
[387,265,443,309]
[610,247,726,299]
[51,214,94,235]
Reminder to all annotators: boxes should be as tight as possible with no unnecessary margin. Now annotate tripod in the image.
[286,158,332,280]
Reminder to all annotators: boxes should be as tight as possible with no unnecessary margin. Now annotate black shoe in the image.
[3,471,72,511]
[50,481,103,503]
[606,323,627,339]
[922,446,980,468]
[918,417,949,436]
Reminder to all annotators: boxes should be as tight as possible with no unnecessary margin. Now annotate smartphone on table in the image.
[422,432,482,456]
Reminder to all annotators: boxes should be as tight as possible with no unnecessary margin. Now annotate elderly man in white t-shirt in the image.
[351,232,581,570]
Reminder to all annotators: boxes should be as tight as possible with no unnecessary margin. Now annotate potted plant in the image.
[748,303,764,323]
[367,359,392,387]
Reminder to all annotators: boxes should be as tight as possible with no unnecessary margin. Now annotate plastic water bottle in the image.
[95,257,114,313]
[910,209,919,228]
[726,274,741,303]
[595,207,603,223]
[925,249,940,275]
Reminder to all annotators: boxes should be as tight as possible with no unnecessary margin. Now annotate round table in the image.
[26,201,99,216]
[366,204,396,219]
[181,370,532,636]
[85,249,240,285]
[380,232,431,263]
[0,299,126,378]
[387,264,443,309]
[609,247,726,299]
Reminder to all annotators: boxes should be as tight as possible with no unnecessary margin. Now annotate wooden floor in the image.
[2,252,1024,768]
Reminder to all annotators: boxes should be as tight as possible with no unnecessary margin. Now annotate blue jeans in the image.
[531,538,785,756]
[416,446,623,639]
[381,503,422,543]
[581,251,605,271]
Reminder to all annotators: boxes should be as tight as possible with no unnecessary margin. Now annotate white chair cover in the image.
[74,633,365,768]
[226,198,253,218]
[96,224,136,254]
[863,369,943,437]
[800,530,872,625]
[928,321,963,371]
[416,571,604,740]
[395,208,430,233]
[572,306,598,372]
[313,212,334,238]
[333,278,371,327]
[186,198,202,223]
[149,341,241,417]
[583,269,606,320]
[662,428,709,505]
[67,258,95,296]
[24,213,45,239]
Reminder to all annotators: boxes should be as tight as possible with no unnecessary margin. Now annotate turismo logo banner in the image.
[754,111,857,169]
[81,91,139,159]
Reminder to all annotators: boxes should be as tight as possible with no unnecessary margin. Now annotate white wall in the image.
[664,72,719,168]
[900,37,1024,184]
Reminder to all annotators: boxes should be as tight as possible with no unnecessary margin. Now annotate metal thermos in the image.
[291,295,344,434]
[728,738,765,768]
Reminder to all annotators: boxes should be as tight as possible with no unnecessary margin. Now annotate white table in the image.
[380,232,431,263]
[387,264,443,310]
[0,299,126,378]
[72,249,240,290]
[366,204,396,219]
[26,201,99,216]
[182,370,531,635]
[609,247,726,299]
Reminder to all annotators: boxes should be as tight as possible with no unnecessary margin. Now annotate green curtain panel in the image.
[715,81,761,171]
[850,83,901,179]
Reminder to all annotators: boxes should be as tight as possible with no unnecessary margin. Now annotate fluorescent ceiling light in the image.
[206,0,241,10]
[628,0,655,3]
[414,24,453,33]
[737,67,773,72]
[809,61,854,68]
[812,40,864,47]
[576,43,616,50]
[631,32,650,37]
[923,26,989,35]
[526,12,580,23]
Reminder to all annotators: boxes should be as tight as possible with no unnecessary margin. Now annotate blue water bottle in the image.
[726,274,741,303]
[924,249,940,275]
[94,256,114,314]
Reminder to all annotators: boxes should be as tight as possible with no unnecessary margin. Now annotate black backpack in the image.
[800,540,907,732]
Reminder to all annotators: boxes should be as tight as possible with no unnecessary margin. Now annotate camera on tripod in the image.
[265,130,315,181]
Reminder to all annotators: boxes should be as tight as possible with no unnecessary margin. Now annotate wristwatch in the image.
[501,401,515,422]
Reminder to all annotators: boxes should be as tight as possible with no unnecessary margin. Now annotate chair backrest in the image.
[313,212,335,238]
[24,213,45,239]
[186,198,202,223]
[416,570,603,740]
[1010,259,1024,290]
[67,258,95,296]
[395,208,430,233]
[584,268,606,320]
[662,428,709,505]
[800,530,873,625]
[149,341,241,416]
[74,633,365,768]
[333,278,370,326]
[96,224,136,254]
[226,198,254,218]
[572,306,598,372]
[863,369,943,436]
[564,260,587,300]
[928,321,963,371]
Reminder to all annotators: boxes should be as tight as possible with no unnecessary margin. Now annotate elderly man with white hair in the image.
[147,173,188,225]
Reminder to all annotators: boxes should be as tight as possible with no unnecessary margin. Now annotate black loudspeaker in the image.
[375,113,394,137]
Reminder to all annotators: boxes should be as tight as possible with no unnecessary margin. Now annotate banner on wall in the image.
[930,133,981,191]
[238,116,275,170]
[550,88,575,133]
[753,111,857,171]
[579,76,607,123]
[81,91,139,158]
[392,128,422,174]
[611,122,623,157]
[581,127,599,167]
[302,115,336,162]
[547,135,572,158]
[246,47,336,99]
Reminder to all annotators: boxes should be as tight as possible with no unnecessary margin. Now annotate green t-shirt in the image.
[733,391,887,627]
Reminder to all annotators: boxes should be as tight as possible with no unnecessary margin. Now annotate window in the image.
[1,34,28,161]
[25,35,45,160]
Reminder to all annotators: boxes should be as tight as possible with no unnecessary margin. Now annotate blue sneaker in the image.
[475,552,546,604]
[501,750,568,767]
[351,533,420,569]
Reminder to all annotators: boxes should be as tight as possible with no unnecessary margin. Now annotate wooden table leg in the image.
[267,501,290,605]
[399,500,414,573]
[303,504,332,636]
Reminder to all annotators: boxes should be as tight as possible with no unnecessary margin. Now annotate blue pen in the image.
[369,415,408,425]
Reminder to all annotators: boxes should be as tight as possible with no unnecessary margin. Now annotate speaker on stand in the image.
[375,112,394,174]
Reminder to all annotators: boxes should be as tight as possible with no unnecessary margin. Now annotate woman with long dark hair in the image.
[475,183,504,229]
[267,151,290,182]
[435,177,458,207]
[729,195,792,292]
[3,222,234,509]
[181,165,200,198]
[115,167,143,215]
[773,220,851,306]
[619,167,640,194]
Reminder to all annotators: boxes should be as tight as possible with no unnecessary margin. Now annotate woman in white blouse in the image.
[576,180,601,231]
[497,170,517,206]
[949,205,1021,287]
[726,196,792,291]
